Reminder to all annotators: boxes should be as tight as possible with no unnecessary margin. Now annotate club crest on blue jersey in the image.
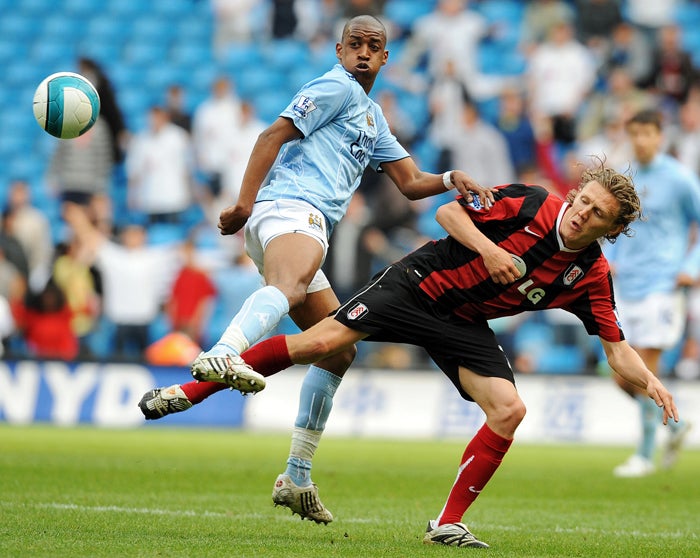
[366,112,374,128]
[563,264,584,286]
[346,302,368,320]
[308,212,324,232]
[292,95,317,118]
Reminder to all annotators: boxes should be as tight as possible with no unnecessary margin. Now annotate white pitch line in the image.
[0,502,696,538]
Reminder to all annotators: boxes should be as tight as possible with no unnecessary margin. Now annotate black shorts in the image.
[333,264,515,401]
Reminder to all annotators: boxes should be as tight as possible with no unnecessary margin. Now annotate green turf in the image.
[0,425,698,557]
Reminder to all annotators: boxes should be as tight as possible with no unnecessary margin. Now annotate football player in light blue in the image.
[606,109,696,477]
[139,15,493,521]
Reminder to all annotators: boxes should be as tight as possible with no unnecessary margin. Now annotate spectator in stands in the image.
[62,204,177,362]
[212,0,258,55]
[0,294,15,358]
[217,100,267,220]
[643,24,697,114]
[624,0,680,48]
[46,117,114,207]
[449,96,516,187]
[78,57,128,164]
[668,99,700,175]
[0,243,26,336]
[192,76,242,200]
[427,59,471,172]
[322,192,372,304]
[52,236,101,359]
[577,67,655,141]
[526,20,597,147]
[11,279,78,361]
[126,106,194,224]
[4,180,53,293]
[0,210,29,282]
[576,114,633,173]
[605,109,696,477]
[604,21,653,87]
[495,86,537,176]
[573,0,622,62]
[520,0,575,54]
[165,236,217,345]
[396,0,488,93]
[165,84,192,133]
[271,0,298,38]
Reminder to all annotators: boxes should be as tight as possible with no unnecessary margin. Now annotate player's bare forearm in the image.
[219,118,302,235]
[601,339,679,424]
[436,201,520,284]
[382,158,495,206]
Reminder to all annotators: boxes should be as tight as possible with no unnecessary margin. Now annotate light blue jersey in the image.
[256,64,409,236]
[606,153,700,299]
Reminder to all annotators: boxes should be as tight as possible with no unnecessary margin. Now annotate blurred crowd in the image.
[3,0,700,379]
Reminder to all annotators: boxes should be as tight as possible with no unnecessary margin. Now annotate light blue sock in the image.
[210,285,290,356]
[285,366,342,486]
[637,396,662,460]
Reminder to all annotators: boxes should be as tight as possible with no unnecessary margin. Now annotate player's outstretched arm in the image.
[600,338,679,425]
[218,117,303,235]
[381,157,495,207]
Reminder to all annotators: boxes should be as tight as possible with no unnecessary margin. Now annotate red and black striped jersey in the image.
[400,183,624,342]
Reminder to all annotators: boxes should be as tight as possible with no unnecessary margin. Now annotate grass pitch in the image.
[0,425,698,557]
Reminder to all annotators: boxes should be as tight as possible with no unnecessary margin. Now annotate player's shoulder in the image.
[305,64,356,91]
[493,183,551,201]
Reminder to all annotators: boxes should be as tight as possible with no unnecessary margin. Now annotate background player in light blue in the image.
[139,15,493,521]
[606,109,697,477]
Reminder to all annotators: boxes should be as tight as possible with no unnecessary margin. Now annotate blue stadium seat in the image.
[287,65,320,90]
[64,0,102,17]
[260,39,310,73]
[106,0,151,18]
[77,41,123,67]
[0,14,38,42]
[147,223,187,246]
[144,65,190,92]
[250,90,291,124]
[0,39,28,64]
[131,17,176,44]
[235,68,288,100]
[5,63,42,86]
[15,0,54,16]
[122,42,170,65]
[170,43,214,68]
[477,0,524,25]
[220,44,264,76]
[86,17,130,46]
[42,14,85,39]
[177,18,212,43]
[31,40,77,68]
[151,0,195,18]
[383,0,435,35]
[109,64,144,89]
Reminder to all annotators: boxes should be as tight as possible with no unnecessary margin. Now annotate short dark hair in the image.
[341,15,387,41]
[626,109,663,130]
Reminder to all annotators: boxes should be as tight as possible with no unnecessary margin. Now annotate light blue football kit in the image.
[605,153,700,464]
[213,64,411,487]
[258,63,409,236]
[606,153,700,300]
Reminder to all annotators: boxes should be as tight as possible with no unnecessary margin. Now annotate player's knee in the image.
[491,398,526,436]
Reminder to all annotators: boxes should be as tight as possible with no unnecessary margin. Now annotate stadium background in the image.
[0,0,698,446]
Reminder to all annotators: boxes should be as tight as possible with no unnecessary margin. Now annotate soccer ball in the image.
[32,72,101,139]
